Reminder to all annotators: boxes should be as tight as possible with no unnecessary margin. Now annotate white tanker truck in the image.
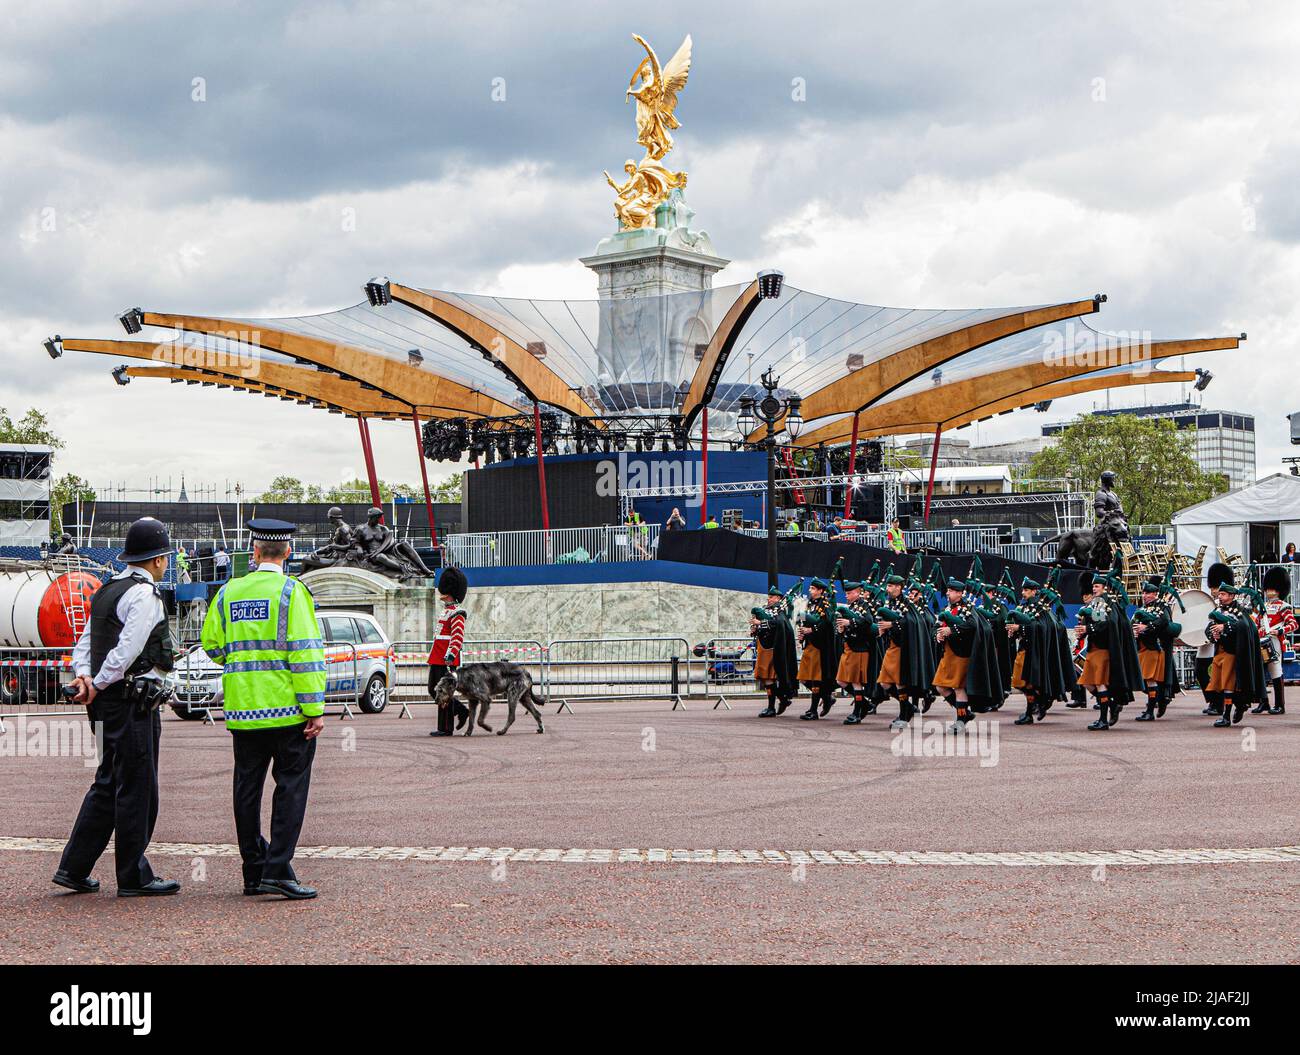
[0,559,104,707]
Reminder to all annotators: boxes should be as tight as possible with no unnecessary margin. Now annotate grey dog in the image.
[433,662,546,735]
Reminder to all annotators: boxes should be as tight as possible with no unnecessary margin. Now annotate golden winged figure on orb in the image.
[627,33,692,161]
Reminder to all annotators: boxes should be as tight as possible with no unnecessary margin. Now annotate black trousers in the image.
[429,665,468,733]
[231,725,316,885]
[59,694,162,889]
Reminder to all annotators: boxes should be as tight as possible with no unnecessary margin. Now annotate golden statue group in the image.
[604,34,692,230]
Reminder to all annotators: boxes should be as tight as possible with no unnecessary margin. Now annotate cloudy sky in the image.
[2,0,1296,499]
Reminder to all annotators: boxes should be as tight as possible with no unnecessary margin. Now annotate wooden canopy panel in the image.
[60,337,430,417]
[387,283,598,420]
[121,365,409,419]
[753,297,1102,440]
[789,335,1239,447]
[679,279,762,427]
[139,312,521,419]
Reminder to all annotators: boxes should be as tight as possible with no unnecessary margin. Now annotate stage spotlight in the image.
[756,269,784,300]
[930,368,943,386]
[661,437,670,452]
[603,437,611,454]
[112,365,131,386]
[1194,368,1214,392]
[44,335,63,359]
[407,348,423,367]
[1034,400,1053,412]
[364,277,392,306]
[118,308,144,335]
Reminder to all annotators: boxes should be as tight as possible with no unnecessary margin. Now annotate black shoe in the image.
[1065,700,1087,709]
[921,695,933,714]
[1087,717,1110,730]
[776,698,792,714]
[1035,701,1050,720]
[52,870,99,894]
[1232,704,1247,725]
[257,878,317,900]
[1270,706,1285,715]
[1156,698,1168,718]
[429,729,453,737]
[842,714,861,725]
[243,884,271,896]
[1013,711,1034,725]
[1213,715,1231,727]
[757,706,777,717]
[799,708,818,720]
[118,878,181,898]
[1251,702,1269,714]
[454,706,469,731]
[1135,710,1155,722]
[819,698,834,716]
[1202,705,1223,716]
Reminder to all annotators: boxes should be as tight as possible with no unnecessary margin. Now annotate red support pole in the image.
[410,408,437,548]
[843,411,860,519]
[923,423,942,529]
[532,402,550,533]
[357,416,383,519]
[700,406,709,526]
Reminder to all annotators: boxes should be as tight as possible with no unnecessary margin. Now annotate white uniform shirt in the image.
[71,567,168,689]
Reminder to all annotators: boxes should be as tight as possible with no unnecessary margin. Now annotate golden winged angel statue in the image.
[626,33,692,161]
[605,33,692,231]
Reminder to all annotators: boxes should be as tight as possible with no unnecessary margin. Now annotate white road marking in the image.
[3,836,1300,867]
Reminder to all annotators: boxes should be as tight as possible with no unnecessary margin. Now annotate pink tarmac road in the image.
[2,692,1298,963]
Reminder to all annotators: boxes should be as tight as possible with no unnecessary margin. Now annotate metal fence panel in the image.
[547,637,695,707]
[389,639,549,717]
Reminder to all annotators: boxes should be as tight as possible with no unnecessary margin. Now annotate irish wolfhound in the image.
[432,662,546,736]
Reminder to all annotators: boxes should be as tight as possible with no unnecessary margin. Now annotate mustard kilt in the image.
[1011,649,1027,689]
[837,646,870,685]
[876,641,902,685]
[797,644,823,682]
[1137,642,1165,683]
[754,644,776,683]
[1080,647,1110,688]
[1207,650,1236,693]
[933,649,970,690]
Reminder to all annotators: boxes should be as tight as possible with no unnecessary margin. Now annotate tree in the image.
[257,476,309,502]
[51,474,95,535]
[431,473,462,502]
[321,478,416,504]
[1026,414,1229,526]
[0,407,64,448]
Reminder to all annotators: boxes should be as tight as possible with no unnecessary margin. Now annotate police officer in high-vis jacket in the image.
[201,519,326,900]
[54,517,180,897]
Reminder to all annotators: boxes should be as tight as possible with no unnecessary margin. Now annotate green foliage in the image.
[51,474,95,535]
[0,406,63,448]
[430,473,462,502]
[1026,414,1230,525]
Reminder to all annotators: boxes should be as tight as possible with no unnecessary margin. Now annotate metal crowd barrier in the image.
[547,637,695,710]
[389,639,550,718]
[0,646,80,733]
[695,637,759,709]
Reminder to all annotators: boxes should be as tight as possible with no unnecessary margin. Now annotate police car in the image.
[169,609,395,718]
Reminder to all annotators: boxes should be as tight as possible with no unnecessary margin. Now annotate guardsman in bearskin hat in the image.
[796,577,842,719]
[1131,577,1181,722]
[835,579,880,725]
[428,566,471,737]
[754,583,800,717]
[1256,566,1295,715]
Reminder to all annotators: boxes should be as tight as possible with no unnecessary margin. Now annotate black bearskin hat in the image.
[1263,566,1291,600]
[437,566,468,603]
[1206,562,1234,591]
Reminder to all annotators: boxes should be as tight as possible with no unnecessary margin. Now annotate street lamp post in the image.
[737,368,803,590]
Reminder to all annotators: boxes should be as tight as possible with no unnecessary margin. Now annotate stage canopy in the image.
[49,277,1241,445]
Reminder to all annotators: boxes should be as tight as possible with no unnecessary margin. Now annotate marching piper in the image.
[835,579,880,725]
[1131,579,1181,722]
[932,576,1001,732]
[754,583,800,717]
[1076,572,1144,731]
[796,578,842,720]
[1205,575,1269,727]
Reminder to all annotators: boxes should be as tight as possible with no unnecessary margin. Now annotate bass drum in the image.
[1173,589,1214,648]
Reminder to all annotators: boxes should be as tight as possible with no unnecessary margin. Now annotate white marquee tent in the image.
[1171,473,1300,563]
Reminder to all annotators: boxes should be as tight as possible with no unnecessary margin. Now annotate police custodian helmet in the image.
[120,517,173,563]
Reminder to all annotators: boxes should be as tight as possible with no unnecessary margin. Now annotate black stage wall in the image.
[464,460,617,532]
[657,529,1090,604]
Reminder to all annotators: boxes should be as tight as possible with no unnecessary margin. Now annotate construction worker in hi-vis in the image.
[200,518,325,899]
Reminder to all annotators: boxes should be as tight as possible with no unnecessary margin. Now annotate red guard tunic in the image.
[427,605,466,669]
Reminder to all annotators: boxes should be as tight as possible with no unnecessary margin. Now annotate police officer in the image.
[201,519,326,899]
[54,517,180,897]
